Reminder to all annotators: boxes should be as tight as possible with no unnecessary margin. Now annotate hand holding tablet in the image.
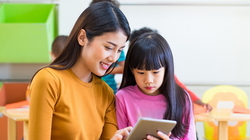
[126,117,177,140]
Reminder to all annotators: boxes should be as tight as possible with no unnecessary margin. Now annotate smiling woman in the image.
[28,2,132,140]
[76,29,127,78]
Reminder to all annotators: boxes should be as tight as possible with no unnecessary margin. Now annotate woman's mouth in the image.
[100,62,110,70]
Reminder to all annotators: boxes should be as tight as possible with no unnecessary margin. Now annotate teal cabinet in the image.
[0,3,58,63]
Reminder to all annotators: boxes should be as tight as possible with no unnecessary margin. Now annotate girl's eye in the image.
[137,72,144,74]
[105,46,112,50]
[153,71,159,74]
[118,49,123,53]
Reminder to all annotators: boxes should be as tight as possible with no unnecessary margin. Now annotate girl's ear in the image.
[130,68,134,74]
[77,29,87,46]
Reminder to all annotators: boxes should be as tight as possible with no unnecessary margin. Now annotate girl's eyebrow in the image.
[107,41,125,48]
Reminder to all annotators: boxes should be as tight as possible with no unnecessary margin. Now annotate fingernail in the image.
[157,131,163,135]
[147,135,152,139]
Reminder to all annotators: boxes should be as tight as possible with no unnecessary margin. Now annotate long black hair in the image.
[31,2,130,80]
[51,2,130,74]
[120,32,191,139]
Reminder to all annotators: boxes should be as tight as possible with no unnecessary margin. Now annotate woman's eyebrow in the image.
[107,41,125,48]
[107,41,117,47]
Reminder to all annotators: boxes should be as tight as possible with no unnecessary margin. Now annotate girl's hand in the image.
[143,131,172,140]
[110,126,133,140]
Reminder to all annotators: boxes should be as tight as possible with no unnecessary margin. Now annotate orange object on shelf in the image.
[193,103,207,115]
[5,100,29,109]
[233,105,250,114]
[0,82,29,140]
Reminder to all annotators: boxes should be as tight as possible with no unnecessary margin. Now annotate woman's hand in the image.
[110,126,133,140]
[143,131,171,140]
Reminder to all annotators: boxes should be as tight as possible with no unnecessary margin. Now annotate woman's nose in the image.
[108,52,119,63]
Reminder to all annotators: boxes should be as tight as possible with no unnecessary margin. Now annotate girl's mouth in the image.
[145,87,153,90]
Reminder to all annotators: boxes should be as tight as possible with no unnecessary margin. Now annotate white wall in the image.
[120,4,250,86]
[58,0,90,35]
[58,0,250,86]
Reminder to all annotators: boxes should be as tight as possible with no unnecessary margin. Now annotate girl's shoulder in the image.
[116,85,137,97]
[117,85,135,91]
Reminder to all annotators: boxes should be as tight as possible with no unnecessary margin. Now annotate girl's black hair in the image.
[120,32,191,138]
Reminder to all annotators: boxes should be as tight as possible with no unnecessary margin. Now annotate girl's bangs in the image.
[129,48,164,70]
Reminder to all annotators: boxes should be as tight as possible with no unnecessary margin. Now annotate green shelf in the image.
[0,3,58,63]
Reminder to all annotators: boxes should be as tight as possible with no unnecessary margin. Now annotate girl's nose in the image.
[144,74,153,84]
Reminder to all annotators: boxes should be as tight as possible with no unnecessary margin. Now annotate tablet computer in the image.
[126,117,177,140]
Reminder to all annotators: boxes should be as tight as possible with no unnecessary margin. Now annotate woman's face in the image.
[79,29,127,76]
[132,67,165,96]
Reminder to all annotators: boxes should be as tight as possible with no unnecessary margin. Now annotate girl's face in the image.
[132,67,165,96]
[78,29,127,77]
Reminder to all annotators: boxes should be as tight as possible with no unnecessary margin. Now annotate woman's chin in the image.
[93,71,106,77]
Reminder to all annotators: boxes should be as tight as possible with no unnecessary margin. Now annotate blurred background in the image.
[0,0,250,139]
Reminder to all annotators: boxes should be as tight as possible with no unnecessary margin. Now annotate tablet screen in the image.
[126,117,177,140]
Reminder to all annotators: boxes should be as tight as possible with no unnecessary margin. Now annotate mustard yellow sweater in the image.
[29,67,117,140]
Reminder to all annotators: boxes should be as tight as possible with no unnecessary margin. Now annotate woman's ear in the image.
[49,51,56,61]
[77,29,87,46]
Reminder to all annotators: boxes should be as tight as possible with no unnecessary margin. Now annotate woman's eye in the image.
[137,72,144,74]
[118,49,122,53]
[105,46,112,50]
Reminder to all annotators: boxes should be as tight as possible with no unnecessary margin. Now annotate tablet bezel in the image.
[126,117,177,140]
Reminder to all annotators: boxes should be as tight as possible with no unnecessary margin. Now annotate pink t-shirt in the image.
[116,85,196,140]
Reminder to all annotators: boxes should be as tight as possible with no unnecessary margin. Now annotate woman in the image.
[28,2,131,140]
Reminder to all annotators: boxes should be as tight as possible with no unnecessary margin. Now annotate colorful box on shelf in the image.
[211,101,234,117]
[0,3,58,63]
[210,108,232,117]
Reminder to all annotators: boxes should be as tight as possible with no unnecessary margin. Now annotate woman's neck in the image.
[71,62,92,83]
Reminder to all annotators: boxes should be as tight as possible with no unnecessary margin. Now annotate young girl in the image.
[116,32,196,139]
[28,2,132,140]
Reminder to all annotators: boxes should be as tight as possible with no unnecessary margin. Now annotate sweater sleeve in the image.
[174,76,200,102]
[29,69,58,140]
[100,94,118,140]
